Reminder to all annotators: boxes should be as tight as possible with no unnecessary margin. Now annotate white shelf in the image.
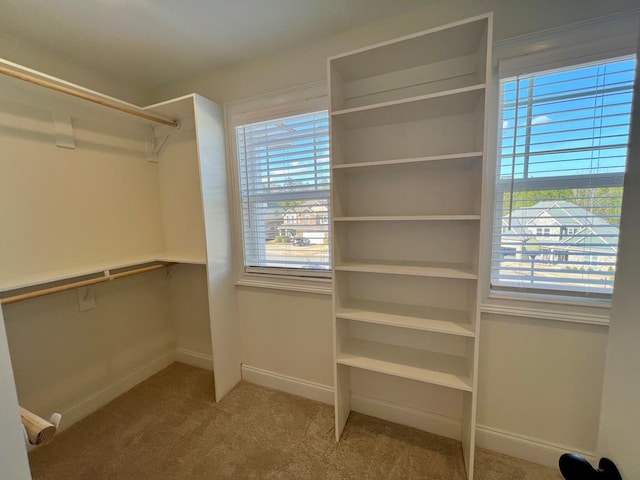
[0,255,159,292]
[0,254,204,292]
[337,338,472,391]
[332,84,485,128]
[143,94,195,121]
[333,215,480,222]
[332,152,483,172]
[330,15,491,474]
[336,299,474,337]
[158,255,207,265]
[329,15,489,82]
[335,259,477,279]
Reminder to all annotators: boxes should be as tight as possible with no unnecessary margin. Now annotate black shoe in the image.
[559,453,623,480]
[559,453,599,479]
[598,458,622,480]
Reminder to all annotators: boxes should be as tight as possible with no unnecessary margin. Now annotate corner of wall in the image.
[0,30,152,105]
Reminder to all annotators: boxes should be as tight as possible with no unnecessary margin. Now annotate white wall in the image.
[238,287,333,386]
[149,0,640,466]
[3,270,175,432]
[478,315,608,453]
[597,32,640,478]
[169,265,213,361]
[0,100,165,286]
[0,30,150,105]
[152,0,639,104]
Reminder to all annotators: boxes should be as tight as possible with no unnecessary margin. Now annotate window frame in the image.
[479,11,639,323]
[225,82,332,294]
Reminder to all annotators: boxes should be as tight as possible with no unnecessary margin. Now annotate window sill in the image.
[236,274,332,295]
[481,292,610,325]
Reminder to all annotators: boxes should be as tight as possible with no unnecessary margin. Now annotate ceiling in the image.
[0,0,433,88]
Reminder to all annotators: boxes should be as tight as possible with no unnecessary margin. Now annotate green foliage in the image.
[278,200,306,208]
[502,187,623,225]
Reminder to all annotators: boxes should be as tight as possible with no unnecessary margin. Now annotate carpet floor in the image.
[29,363,562,479]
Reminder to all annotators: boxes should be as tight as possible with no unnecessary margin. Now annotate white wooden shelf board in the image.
[329,15,488,82]
[158,255,207,265]
[332,152,483,172]
[336,299,474,336]
[0,253,205,292]
[333,215,480,222]
[337,338,472,391]
[0,255,163,292]
[143,94,195,121]
[332,84,485,129]
[334,259,477,279]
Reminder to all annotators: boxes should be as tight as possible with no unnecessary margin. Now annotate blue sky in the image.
[499,56,636,180]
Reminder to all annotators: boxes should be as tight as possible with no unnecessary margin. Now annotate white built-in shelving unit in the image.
[0,62,240,401]
[329,14,492,479]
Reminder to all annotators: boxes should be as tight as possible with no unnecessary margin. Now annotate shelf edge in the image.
[336,356,473,392]
[330,83,485,118]
[336,311,475,337]
[332,152,483,170]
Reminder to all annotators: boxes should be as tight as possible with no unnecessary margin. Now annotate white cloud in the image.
[503,120,509,129]
[532,115,551,125]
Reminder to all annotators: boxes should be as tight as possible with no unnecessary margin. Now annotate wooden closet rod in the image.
[0,65,178,127]
[20,407,58,446]
[0,263,177,306]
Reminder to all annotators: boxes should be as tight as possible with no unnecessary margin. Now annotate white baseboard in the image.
[239,365,459,441]
[241,364,334,405]
[350,394,462,441]
[175,348,214,371]
[58,350,176,433]
[51,355,594,471]
[238,364,595,469]
[475,424,597,468]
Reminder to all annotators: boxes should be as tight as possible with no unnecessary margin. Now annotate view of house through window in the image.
[491,55,636,297]
[236,110,330,276]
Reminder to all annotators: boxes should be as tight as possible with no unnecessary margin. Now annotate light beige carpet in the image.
[29,363,562,479]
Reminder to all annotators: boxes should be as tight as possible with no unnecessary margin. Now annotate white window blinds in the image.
[236,110,331,276]
[491,55,636,297]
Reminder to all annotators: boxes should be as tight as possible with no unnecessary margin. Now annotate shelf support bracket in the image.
[146,120,184,161]
[146,127,159,163]
[52,113,75,149]
[166,264,180,279]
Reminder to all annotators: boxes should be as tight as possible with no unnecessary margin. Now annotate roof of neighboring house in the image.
[284,200,328,214]
[502,201,619,249]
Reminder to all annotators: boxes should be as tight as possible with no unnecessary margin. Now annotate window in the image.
[491,55,636,298]
[235,110,331,277]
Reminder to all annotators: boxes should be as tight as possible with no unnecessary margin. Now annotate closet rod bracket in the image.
[166,264,180,280]
[148,120,184,160]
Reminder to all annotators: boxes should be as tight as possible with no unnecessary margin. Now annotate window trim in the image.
[225,81,332,293]
[479,11,639,323]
